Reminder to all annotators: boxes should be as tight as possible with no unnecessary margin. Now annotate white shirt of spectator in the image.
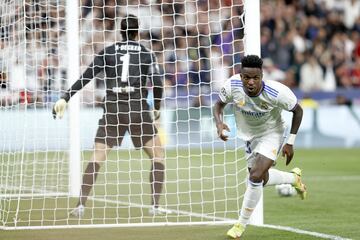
[299,59,324,92]
[218,74,297,141]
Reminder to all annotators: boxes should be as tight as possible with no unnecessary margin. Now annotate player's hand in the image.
[216,122,230,141]
[282,144,294,166]
[52,98,67,119]
[153,109,160,120]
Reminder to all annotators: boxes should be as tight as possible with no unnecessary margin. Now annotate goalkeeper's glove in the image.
[52,98,67,119]
[153,109,161,120]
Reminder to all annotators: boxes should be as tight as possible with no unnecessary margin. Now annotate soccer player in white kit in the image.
[213,55,307,239]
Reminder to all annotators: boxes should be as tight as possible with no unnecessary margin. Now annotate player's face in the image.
[240,67,263,97]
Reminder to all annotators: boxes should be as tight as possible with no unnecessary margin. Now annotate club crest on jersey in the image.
[236,99,245,107]
[260,102,269,110]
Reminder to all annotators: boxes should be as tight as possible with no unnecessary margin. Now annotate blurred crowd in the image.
[1,0,360,108]
[261,0,360,91]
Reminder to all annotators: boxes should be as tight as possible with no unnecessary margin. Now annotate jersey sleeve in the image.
[148,53,161,75]
[148,52,163,110]
[218,78,233,103]
[276,84,297,111]
[62,49,105,102]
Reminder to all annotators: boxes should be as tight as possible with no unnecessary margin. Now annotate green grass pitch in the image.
[0,148,359,240]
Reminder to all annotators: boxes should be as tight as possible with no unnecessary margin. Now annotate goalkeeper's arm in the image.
[150,55,163,120]
[52,58,103,119]
[152,74,163,120]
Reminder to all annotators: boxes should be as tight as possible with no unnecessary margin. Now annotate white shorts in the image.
[244,130,286,168]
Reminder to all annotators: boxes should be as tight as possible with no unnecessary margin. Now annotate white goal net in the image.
[0,0,257,229]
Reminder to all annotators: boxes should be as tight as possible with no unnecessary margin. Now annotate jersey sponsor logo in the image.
[112,86,135,93]
[240,109,266,119]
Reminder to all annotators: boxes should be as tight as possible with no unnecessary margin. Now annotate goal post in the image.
[0,0,263,229]
[66,0,81,197]
[244,0,263,226]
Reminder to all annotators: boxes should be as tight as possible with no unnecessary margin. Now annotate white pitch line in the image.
[260,224,352,240]
[305,175,360,181]
[89,196,233,222]
[0,187,354,239]
[90,196,353,240]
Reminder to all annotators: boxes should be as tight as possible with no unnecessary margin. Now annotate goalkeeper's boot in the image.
[291,168,307,200]
[227,223,245,239]
[148,206,172,216]
[69,205,85,218]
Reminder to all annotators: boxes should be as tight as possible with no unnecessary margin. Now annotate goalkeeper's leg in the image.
[143,135,167,215]
[70,142,111,217]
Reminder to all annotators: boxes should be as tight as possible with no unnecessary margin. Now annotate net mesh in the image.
[0,0,248,228]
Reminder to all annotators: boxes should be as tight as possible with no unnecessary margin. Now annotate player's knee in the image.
[152,147,165,163]
[152,156,164,165]
[249,171,264,183]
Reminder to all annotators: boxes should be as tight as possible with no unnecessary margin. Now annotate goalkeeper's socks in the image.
[78,162,101,206]
[239,180,263,226]
[265,168,296,186]
[150,162,165,207]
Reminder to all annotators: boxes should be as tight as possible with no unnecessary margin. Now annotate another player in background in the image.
[213,55,307,238]
[53,14,167,217]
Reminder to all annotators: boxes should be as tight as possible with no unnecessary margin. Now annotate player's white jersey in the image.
[218,74,297,140]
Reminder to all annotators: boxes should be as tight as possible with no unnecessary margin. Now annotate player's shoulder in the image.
[97,43,117,56]
[228,74,242,86]
[140,43,151,53]
[105,43,118,51]
[263,80,292,97]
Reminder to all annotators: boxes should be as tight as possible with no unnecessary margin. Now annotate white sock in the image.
[239,180,263,226]
[265,168,296,186]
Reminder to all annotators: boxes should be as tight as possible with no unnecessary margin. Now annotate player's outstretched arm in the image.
[149,53,163,121]
[52,55,104,119]
[152,74,163,121]
[282,104,303,165]
[52,76,91,119]
[213,100,230,141]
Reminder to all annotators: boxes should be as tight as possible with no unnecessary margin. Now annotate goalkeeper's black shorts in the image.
[94,102,157,148]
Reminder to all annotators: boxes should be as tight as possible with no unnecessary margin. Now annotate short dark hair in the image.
[241,55,263,69]
[120,14,139,41]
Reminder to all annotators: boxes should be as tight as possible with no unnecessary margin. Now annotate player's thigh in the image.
[95,113,127,147]
[129,111,158,149]
[245,131,284,168]
[249,154,274,182]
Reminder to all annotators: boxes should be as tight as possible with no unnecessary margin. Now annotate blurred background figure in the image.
[299,52,325,92]
[1,0,360,108]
